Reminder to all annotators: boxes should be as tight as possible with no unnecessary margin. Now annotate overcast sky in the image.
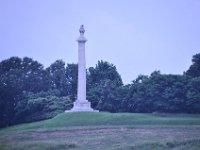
[0,0,200,84]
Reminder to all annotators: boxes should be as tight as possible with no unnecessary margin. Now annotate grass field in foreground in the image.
[0,112,200,150]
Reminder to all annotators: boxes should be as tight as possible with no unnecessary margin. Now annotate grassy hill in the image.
[1,112,200,150]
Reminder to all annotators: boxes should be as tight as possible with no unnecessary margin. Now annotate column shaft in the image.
[77,42,86,102]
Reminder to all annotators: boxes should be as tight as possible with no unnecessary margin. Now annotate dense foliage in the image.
[0,53,200,127]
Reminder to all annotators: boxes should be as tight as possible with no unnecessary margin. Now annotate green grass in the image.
[0,112,200,150]
[2,112,200,131]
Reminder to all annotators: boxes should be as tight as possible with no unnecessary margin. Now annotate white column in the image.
[77,41,86,102]
[65,25,98,112]
[77,25,87,102]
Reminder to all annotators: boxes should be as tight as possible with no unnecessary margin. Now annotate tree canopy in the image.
[0,53,200,128]
[186,53,200,77]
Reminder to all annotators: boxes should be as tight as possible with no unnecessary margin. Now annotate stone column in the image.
[65,25,98,112]
[77,25,87,102]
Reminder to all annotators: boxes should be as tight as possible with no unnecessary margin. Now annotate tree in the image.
[21,57,48,93]
[0,57,24,127]
[87,60,123,87]
[0,57,48,127]
[186,53,200,77]
[95,80,121,112]
[186,77,200,113]
[14,90,73,124]
[121,72,189,113]
[66,63,78,101]
[87,61,123,110]
[46,60,68,96]
[129,74,151,113]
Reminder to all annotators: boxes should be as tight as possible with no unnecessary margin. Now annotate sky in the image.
[0,0,200,84]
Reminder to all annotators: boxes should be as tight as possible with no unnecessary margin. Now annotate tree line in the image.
[0,53,200,127]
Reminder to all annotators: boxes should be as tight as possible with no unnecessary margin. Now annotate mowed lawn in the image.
[0,112,200,150]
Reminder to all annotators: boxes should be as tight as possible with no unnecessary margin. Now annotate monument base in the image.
[65,100,98,112]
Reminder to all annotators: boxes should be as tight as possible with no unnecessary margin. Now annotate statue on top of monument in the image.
[79,25,85,34]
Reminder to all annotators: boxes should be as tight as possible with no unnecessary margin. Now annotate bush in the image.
[14,90,73,124]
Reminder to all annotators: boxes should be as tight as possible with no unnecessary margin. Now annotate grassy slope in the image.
[2,112,200,131]
[1,112,200,150]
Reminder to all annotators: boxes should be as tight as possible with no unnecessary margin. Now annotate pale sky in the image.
[0,0,200,84]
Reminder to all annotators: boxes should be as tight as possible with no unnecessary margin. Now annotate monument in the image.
[66,25,97,112]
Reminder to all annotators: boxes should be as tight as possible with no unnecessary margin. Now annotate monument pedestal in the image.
[65,100,98,112]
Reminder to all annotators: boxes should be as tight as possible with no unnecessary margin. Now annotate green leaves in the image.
[186,77,200,113]
[87,61,123,112]
[66,63,78,101]
[14,90,72,123]
[186,53,200,77]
